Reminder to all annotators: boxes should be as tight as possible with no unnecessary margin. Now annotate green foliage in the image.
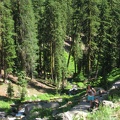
[17,71,27,101]
[20,87,27,101]
[0,100,11,112]
[17,71,27,87]
[25,93,63,101]
[64,51,74,74]
[12,0,39,77]
[107,68,120,82]
[77,82,84,88]
[7,82,14,98]
[87,106,114,120]
[73,72,86,82]
[1,0,16,74]
[65,83,72,90]
[30,108,52,119]
[108,88,120,102]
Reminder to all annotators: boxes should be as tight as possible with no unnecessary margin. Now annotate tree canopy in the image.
[0,0,120,88]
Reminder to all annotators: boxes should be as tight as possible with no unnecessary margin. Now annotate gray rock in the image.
[0,112,6,118]
[102,100,114,108]
[25,103,42,115]
[41,102,60,109]
[72,111,88,120]
[111,80,120,89]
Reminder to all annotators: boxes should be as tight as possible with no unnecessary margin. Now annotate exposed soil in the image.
[0,76,55,97]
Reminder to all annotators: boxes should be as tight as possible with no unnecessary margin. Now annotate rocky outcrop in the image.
[24,101,60,118]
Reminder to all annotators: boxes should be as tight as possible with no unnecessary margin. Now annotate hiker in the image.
[88,98,100,112]
[91,98,99,109]
[69,84,78,95]
[86,85,96,108]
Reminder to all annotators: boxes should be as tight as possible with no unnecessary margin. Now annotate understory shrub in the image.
[87,106,115,120]
[7,82,14,98]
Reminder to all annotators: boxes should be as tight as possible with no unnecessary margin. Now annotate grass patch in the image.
[87,106,114,120]
[0,99,13,113]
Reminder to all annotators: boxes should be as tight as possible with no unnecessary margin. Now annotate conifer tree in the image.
[32,0,46,77]
[0,1,3,69]
[108,0,120,69]
[70,0,100,78]
[12,0,39,78]
[84,0,100,78]
[0,0,16,81]
[98,0,111,77]
[44,0,67,88]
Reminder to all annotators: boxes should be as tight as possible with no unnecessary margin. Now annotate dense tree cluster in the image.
[0,0,120,88]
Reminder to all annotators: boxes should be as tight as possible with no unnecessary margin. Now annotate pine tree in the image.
[0,1,3,70]
[98,0,111,77]
[108,0,120,69]
[84,0,100,78]
[0,0,16,81]
[7,82,14,98]
[68,0,85,74]
[44,0,67,89]
[12,0,39,78]
[70,0,100,79]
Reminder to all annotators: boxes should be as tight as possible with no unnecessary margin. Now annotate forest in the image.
[0,0,120,89]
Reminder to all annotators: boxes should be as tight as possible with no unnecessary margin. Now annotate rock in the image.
[0,111,6,118]
[25,103,42,115]
[6,117,16,120]
[41,102,60,109]
[63,112,72,120]
[35,118,43,120]
[56,110,88,120]
[102,100,114,108]
[56,98,63,102]
[111,80,120,89]
[101,93,108,100]
[73,111,88,120]
[52,110,58,116]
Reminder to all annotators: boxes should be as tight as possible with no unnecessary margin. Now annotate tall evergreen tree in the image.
[98,0,111,77]
[12,0,39,78]
[0,1,3,70]
[83,0,100,78]
[32,0,46,77]
[44,0,67,88]
[70,0,100,79]
[0,0,16,81]
[68,0,86,74]
[108,0,120,69]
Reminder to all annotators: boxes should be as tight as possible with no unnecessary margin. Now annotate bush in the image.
[29,108,52,120]
[7,82,14,98]
[17,71,27,87]
[73,72,86,82]
[108,88,120,102]
[20,87,27,101]
[87,106,113,120]
[77,82,84,88]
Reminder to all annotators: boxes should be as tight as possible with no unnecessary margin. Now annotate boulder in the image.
[73,111,88,120]
[102,100,114,108]
[111,81,120,89]
[25,103,42,115]
[0,112,6,118]
[41,102,60,109]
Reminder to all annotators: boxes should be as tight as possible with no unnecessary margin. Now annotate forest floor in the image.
[0,76,55,97]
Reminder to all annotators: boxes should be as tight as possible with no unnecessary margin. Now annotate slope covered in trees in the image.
[0,0,120,89]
